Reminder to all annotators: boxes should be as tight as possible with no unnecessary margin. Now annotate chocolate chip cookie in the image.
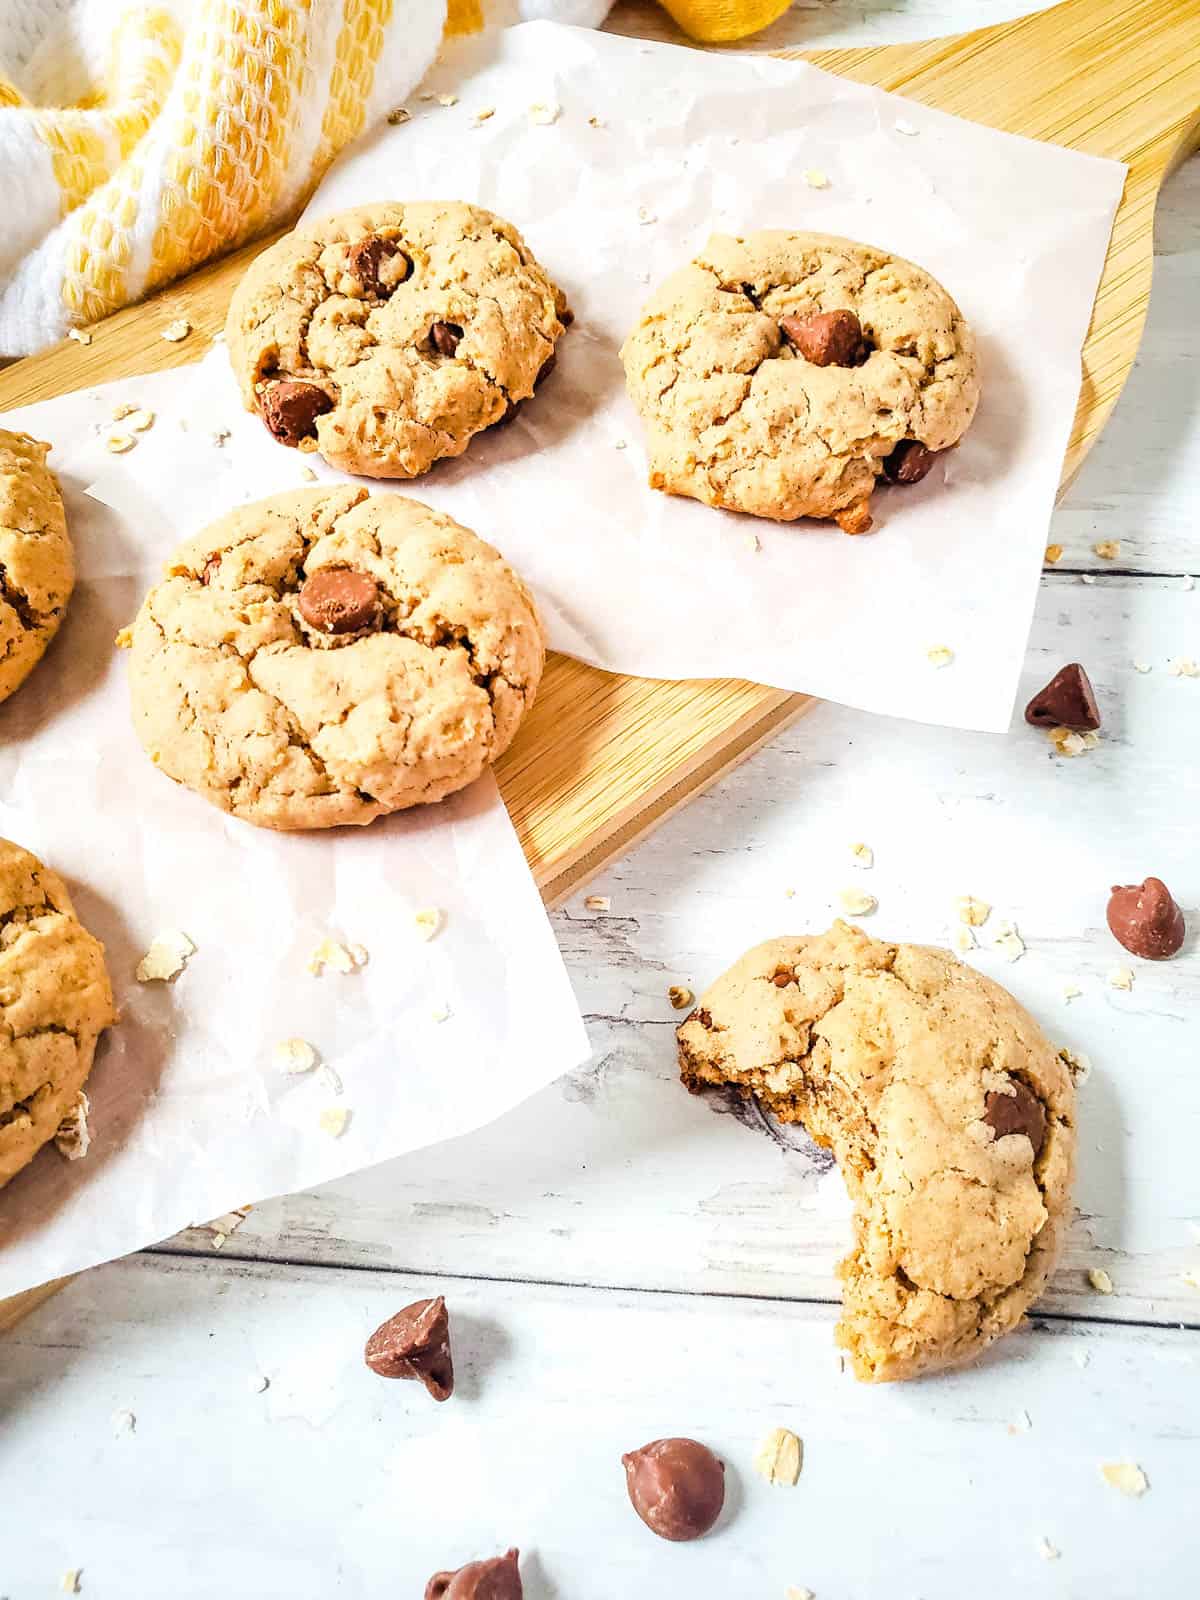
[0,839,115,1189]
[127,486,545,830]
[226,202,570,478]
[0,429,74,703]
[621,232,979,532]
[677,922,1075,1381]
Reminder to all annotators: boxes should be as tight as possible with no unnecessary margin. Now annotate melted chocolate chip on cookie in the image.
[298,568,381,636]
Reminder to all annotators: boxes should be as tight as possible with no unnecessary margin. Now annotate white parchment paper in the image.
[194,19,1121,733]
[0,374,589,1298]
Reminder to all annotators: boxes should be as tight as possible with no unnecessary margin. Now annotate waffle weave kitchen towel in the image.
[0,0,788,356]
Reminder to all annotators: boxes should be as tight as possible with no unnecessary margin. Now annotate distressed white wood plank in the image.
[163,573,1200,1327]
[2,1254,1195,1600]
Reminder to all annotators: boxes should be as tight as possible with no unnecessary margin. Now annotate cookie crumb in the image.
[135,930,196,983]
[837,888,877,916]
[436,92,459,107]
[472,106,495,125]
[667,984,694,1010]
[1048,726,1100,757]
[207,1207,249,1240]
[114,625,133,649]
[992,922,1025,962]
[926,644,954,668]
[1062,982,1082,1002]
[588,115,604,128]
[848,842,873,869]
[386,107,410,126]
[637,206,657,225]
[583,895,610,912]
[414,908,442,941]
[211,429,231,448]
[614,438,627,450]
[1166,656,1199,677]
[1058,1046,1092,1085]
[54,1092,91,1161]
[61,1570,82,1593]
[347,943,369,968]
[1132,660,1151,673]
[1092,540,1120,560]
[1087,1267,1114,1295]
[307,938,360,976]
[274,1038,317,1074]
[894,118,919,136]
[1108,966,1134,991]
[105,431,136,453]
[162,318,191,342]
[1180,1269,1200,1289]
[785,1590,815,1600]
[952,926,976,954]
[1100,1461,1148,1497]
[802,168,830,188]
[753,1426,803,1486]
[1037,1537,1060,1561]
[529,100,560,124]
[1044,543,1063,564]
[319,1106,349,1138]
[111,1408,136,1436]
[67,328,92,345]
[956,895,991,927]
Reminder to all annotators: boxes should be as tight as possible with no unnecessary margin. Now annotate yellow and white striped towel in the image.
[0,0,790,357]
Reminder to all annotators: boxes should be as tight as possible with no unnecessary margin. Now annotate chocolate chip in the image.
[425,1549,522,1600]
[1107,877,1186,960]
[258,379,333,447]
[430,321,464,357]
[201,554,221,586]
[1024,663,1101,731]
[882,439,936,484]
[622,1437,725,1542]
[772,970,792,987]
[364,1295,453,1399]
[346,236,410,296]
[535,352,556,387]
[298,568,381,637]
[560,307,574,326]
[780,308,867,367]
[983,1082,1046,1156]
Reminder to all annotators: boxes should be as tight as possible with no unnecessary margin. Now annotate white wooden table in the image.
[4,5,1198,1596]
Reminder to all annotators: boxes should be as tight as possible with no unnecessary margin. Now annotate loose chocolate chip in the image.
[780,308,867,367]
[201,554,221,585]
[364,1295,454,1399]
[430,320,464,357]
[1107,877,1186,960]
[882,439,936,484]
[258,379,333,447]
[346,236,410,296]
[983,1082,1046,1156]
[535,353,556,387]
[622,1437,725,1542]
[1024,663,1101,731]
[425,1549,522,1600]
[298,568,381,637]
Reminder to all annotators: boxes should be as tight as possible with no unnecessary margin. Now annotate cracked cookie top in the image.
[621,231,979,532]
[226,202,570,479]
[677,922,1075,1382]
[0,838,115,1190]
[127,486,545,830]
[0,429,74,705]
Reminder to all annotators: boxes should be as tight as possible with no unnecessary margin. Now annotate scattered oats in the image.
[136,930,196,983]
[61,1570,82,1593]
[111,402,136,420]
[317,1063,343,1097]
[754,1426,803,1486]
[210,1231,227,1249]
[926,644,954,668]
[307,938,358,975]
[1058,1046,1092,1085]
[1087,1267,1114,1295]
[436,92,459,107]
[126,408,155,432]
[114,625,133,649]
[1092,540,1120,560]
[786,1591,815,1600]
[837,888,877,916]
[1062,982,1082,1002]
[1108,966,1134,991]
[1048,725,1100,757]
[418,91,436,101]
[993,922,1025,962]
[894,118,919,136]
[162,318,191,342]
[1132,660,1151,673]
[105,431,136,453]
[211,428,231,447]
[348,943,369,968]
[1038,1537,1060,1561]
[528,100,560,124]
[802,168,830,188]
[249,1372,270,1392]
[299,465,317,482]
[583,895,610,912]
[1080,573,1097,584]
[667,984,694,1010]
[637,206,657,225]
[956,895,991,927]
[319,1106,349,1138]
[431,1002,451,1024]
[952,925,976,954]
[54,1092,91,1161]
[849,842,873,869]
[1180,1269,1200,1290]
[112,1408,136,1436]
[387,107,411,126]
[207,1207,249,1240]
[1044,543,1063,564]
[1100,1461,1148,1497]
[588,115,604,128]
[414,907,442,941]
[274,1037,317,1074]
[614,438,627,450]
[472,106,495,124]
[67,327,92,345]
[784,887,796,899]
[1166,656,1199,677]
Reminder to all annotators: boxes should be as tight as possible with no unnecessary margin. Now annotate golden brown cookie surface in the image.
[0,429,74,703]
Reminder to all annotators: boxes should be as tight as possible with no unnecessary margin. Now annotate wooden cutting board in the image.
[0,0,1197,1329]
